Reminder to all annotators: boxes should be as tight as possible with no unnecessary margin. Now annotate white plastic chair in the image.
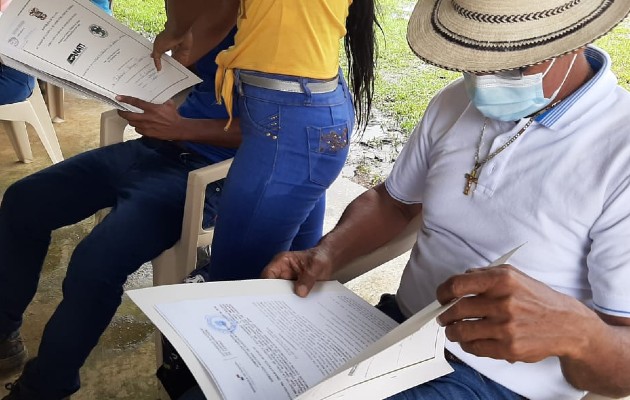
[43,82,65,123]
[0,83,63,164]
[99,106,233,386]
[99,108,232,287]
[332,216,625,400]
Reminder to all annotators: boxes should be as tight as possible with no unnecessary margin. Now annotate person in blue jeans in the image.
[0,66,34,106]
[0,30,240,400]
[154,0,380,284]
[0,0,35,106]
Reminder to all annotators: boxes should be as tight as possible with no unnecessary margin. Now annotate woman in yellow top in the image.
[152,0,379,284]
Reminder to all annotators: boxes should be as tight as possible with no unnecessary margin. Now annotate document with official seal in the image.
[128,245,522,399]
[128,280,455,400]
[0,0,200,111]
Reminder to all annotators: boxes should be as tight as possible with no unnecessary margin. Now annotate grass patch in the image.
[595,22,630,89]
[373,0,458,133]
[113,0,166,39]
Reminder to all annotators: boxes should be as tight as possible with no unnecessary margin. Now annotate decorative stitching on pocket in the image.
[317,126,349,154]
[307,123,351,187]
[242,97,281,136]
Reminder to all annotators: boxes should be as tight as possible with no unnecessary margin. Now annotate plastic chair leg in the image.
[2,120,33,163]
[28,87,64,163]
[44,83,65,123]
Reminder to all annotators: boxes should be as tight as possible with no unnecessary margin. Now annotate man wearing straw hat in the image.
[262,0,630,399]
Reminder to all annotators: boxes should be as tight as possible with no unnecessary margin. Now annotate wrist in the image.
[559,308,607,360]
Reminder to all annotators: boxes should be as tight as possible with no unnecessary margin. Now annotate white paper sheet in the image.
[0,0,200,110]
[128,280,454,400]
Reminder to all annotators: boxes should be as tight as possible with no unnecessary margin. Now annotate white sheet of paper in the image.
[0,0,200,110]
[128,280,453,400]
[156,284,399,399]
[127,244,523,400]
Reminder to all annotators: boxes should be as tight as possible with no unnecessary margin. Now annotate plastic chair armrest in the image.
[177,158,234,265]
[331,214,422,284]
[99,109,127,147]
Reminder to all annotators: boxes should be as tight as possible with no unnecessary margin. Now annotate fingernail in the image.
[296,285,308,297]
[115,95,121,100]
[436,317,445,327]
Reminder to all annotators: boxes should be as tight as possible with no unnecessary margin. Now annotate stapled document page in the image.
[0,0,201,111]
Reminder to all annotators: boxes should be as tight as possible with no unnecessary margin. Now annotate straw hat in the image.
[407,0,630,72]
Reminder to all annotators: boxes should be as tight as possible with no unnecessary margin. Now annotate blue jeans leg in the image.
[0,138,223,398]
[0,65,35,105]
[386,361,525,400]
[204,72,353,281]
[290,195,325,251]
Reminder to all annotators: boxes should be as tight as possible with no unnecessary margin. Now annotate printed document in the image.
[0,0,201,111]
[128,280,455,400]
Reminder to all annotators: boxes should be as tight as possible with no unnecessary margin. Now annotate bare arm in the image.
[560,312,630,397]
[436,266,630,397]
[262,184,422,296]
[153,0,236,69]
[179,4,238,66]
[116,95,240,147]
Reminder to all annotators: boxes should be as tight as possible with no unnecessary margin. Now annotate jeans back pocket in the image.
[307,123,350,187]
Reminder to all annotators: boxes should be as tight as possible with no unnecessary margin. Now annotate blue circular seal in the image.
[205,315,237,333]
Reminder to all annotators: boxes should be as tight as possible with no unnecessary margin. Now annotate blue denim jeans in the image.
[0,64,35,105]
[0,138,224,398]
[179,362,525,400]
[201,70,354,281]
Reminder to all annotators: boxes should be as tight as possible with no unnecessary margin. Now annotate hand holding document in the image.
[0,0,201,111]
[128,244,524,400]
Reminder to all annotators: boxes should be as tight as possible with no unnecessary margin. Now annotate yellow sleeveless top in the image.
[215,0,352,128]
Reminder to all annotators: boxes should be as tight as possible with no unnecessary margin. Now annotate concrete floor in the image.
[0,91,408,399]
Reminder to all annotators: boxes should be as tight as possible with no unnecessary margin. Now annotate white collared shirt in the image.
[385,46,630,400]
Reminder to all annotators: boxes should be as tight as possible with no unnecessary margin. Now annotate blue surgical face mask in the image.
[463,55,576,121]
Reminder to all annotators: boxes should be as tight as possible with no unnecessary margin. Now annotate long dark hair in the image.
[345,0,380,131]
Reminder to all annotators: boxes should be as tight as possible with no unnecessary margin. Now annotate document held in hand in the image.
[0,0,201,111]
[128,280,456,400]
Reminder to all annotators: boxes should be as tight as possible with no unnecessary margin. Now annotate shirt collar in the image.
[535,45,613,129]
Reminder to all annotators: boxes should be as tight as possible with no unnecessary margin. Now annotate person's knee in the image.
[62,257,125,309]
[1,178,43,226]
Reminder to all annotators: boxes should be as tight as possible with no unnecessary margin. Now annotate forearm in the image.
[317,184,421,274]
[176,117,241,147]
[560,313,630,397]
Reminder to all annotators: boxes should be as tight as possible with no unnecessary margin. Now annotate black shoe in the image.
[0,332,27,377]
[2,379,70,400]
